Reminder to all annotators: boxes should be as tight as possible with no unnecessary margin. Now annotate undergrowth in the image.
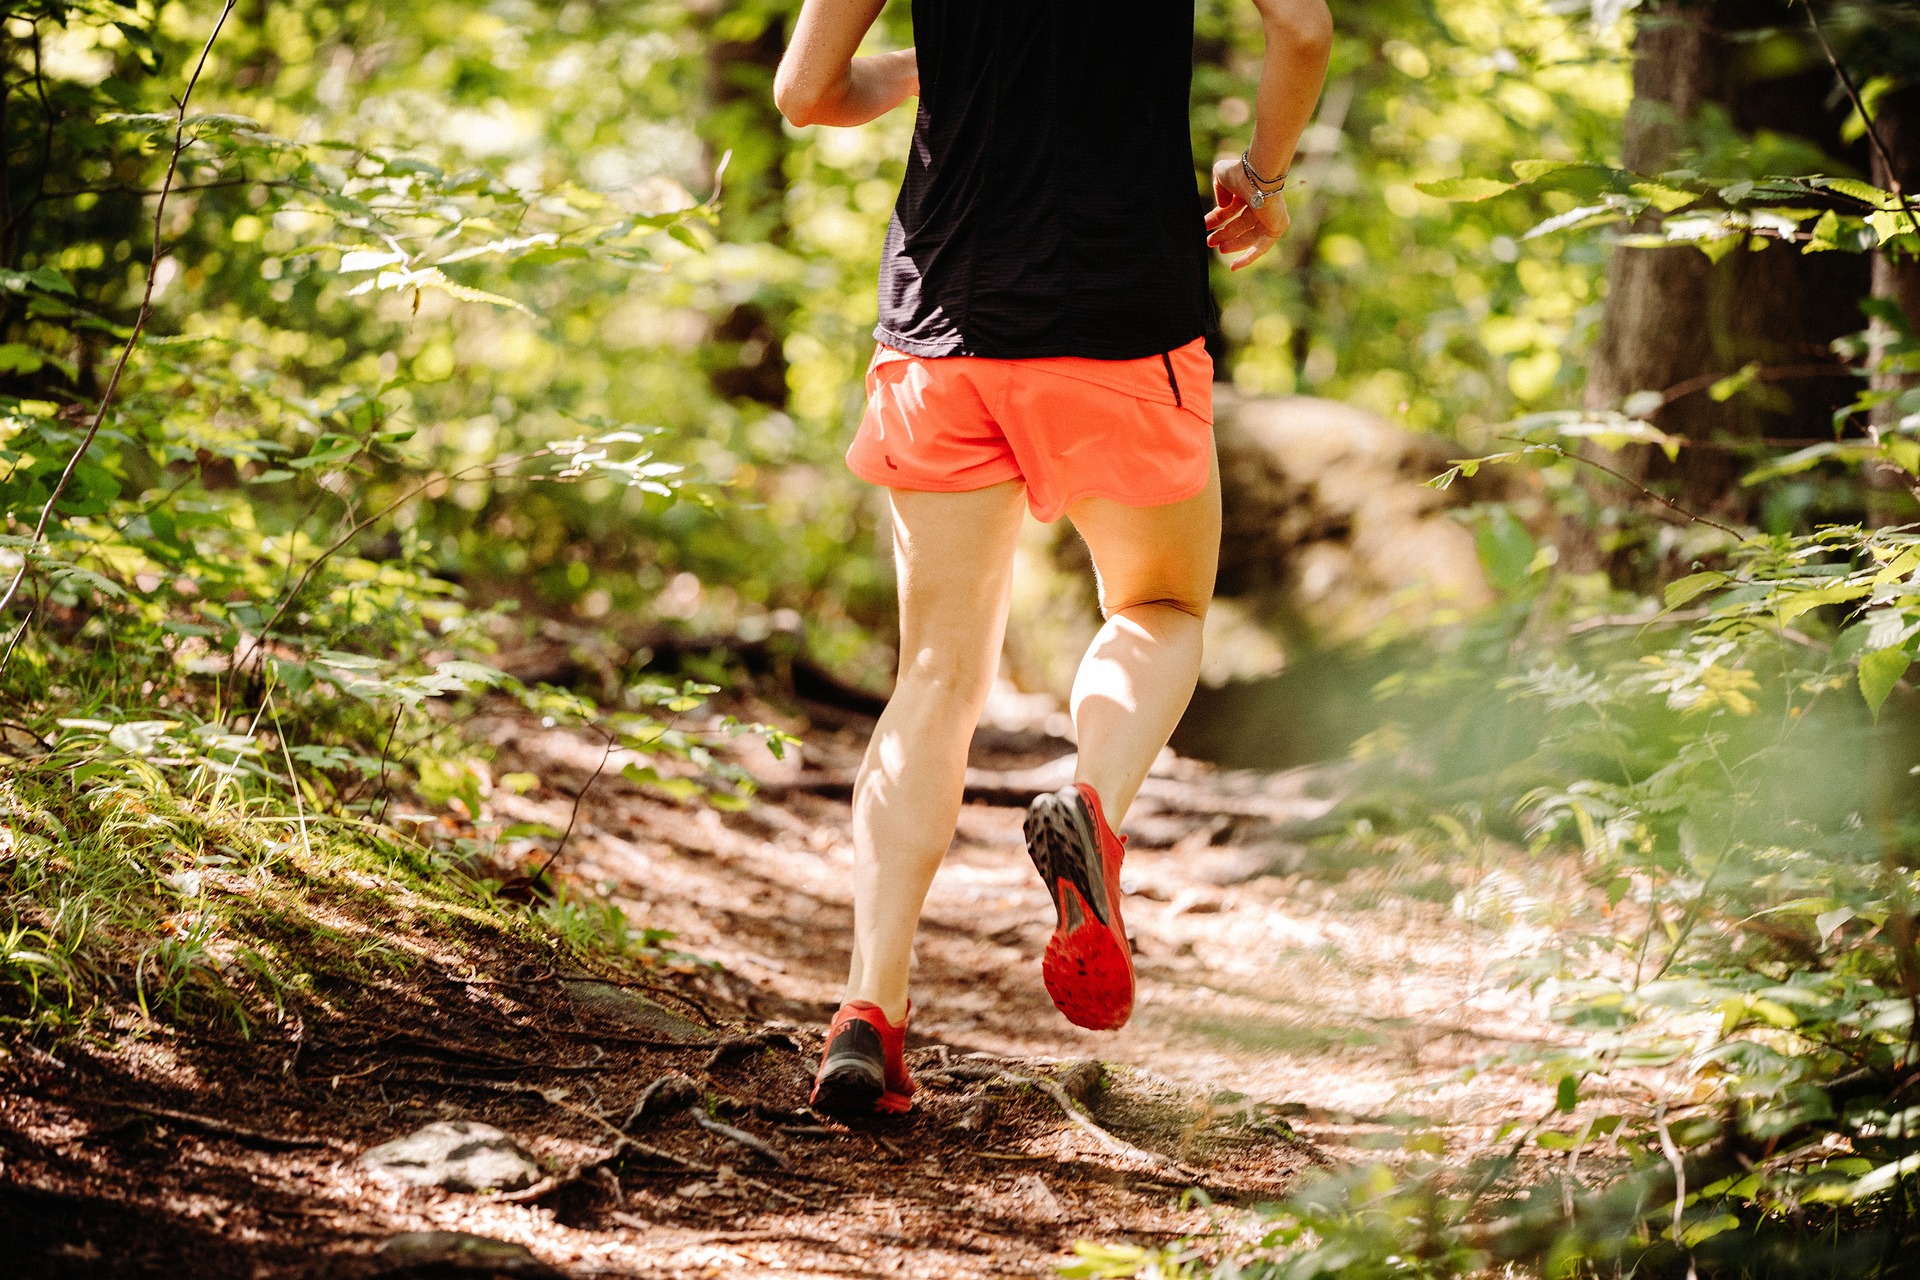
[0,0,789,1049]
[1069,117,1920,1280]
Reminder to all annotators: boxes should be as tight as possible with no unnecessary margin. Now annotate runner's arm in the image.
[775,0,918,128]
[1206,0,1334,270]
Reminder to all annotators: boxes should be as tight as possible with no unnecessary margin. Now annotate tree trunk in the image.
[1579,0,1870,554]
[697,3,793,408]
[1867,85,1920,515]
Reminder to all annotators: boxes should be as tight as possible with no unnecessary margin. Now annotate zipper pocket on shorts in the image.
[1160,351,1182,408]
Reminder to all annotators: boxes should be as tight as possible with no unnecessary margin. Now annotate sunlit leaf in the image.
[1859,645,1912,718]
[1414,176,1514,201]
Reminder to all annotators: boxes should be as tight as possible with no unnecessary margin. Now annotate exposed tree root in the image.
[86,1099,350,1153]
[700,1030,797,1071]
[689,1109,791,1171]
[926,1061,1211,1184]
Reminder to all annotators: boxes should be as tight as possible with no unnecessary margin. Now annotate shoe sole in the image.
[811,1061,884,1117]
[1025,788,1133,1031]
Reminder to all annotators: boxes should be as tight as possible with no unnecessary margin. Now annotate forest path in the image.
[467,691,1565,1276]
[5,694,1564,1279]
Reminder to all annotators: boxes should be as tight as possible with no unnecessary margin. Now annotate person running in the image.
[773,0,1333,1117]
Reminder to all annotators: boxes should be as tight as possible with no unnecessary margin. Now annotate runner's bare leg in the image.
[1065,452,1221,822]
[844,480,1027,1022]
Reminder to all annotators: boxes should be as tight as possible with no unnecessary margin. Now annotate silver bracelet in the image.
[1241,152,1287,209]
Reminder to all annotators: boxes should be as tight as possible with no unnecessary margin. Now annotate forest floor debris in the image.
[2,690,1580,1277]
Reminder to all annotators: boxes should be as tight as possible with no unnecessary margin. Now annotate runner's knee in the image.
[896,644,996,706]
[1099,587,1211,622]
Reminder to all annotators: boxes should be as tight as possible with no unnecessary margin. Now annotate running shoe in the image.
[809,1001,915,1117]
[1024,783,1135,1030]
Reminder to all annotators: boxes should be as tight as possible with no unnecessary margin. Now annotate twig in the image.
[1656,361,1857,412]
[414,1075,705,1172]
[1504,439,1746,538]
[1801,1,1920,228]
[529,725,616,883]
[86,1098,349,1152]
[701,1031,795,1071]
[38,177,322,201]
[368,701,404,823]
[0,1,238,629]
[624,1073,701,1129]
[242,449,550,682]
[932,1062,1208,1183]
[1654,1103,1688,1247]
[688,1108,790,1170]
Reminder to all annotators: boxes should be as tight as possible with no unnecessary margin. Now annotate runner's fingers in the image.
[1211,230,1262,257]
[1228,236,1276,272]
[1205,206,1259,248]
[1208,214,1265,252]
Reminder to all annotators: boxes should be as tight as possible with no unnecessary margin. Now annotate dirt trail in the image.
[3,689,1565,1278]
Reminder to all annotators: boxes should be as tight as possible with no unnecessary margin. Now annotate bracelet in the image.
[1241,150,1288,190]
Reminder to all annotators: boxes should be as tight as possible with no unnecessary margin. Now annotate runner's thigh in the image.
[888,481,1029,682]
[1065,451,1221,618]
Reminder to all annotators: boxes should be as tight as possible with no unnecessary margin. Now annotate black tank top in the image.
[875,0,1217,361]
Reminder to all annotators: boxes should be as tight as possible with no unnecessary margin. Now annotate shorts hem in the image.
[845,455,1025,495]
[1027,471,1213,524]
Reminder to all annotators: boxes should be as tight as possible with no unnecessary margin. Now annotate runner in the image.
[774,0,1333,1117]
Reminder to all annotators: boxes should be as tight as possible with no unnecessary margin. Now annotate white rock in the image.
[359,1120,542,1193]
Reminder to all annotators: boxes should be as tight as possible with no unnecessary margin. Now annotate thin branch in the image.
[243,449,548,675]
[530,727,617,884]
[0,0,239,627]
[37,177,321,201]
[1503,439,1747,538]
[1657,362,1858,412]
[1800,1,1919,225]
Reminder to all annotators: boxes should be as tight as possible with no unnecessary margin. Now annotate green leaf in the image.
[1629,181,1698,213]
[108,720,177,754]
[1815,177,1901,210]
[1510,159,1569,182]
[1741,441,1855,485]
[1847,1152,1920,1201]
[1806,208,1842,252]
[1665,572,1729,608]
[1475,508,1537,593]
[1775,580,1872,623]
[1868,209,1920,244]
[1509,161,1635,199]
[1707,362,1761,402]
[1414,177,1514,201]
[1680,1213,1742,1247]
[0,344,43,374]
[1523,203,1628,240]
[0,266,75,297]
[1555,1074,1579,1113]
[1816,906,1856,941]
[287,441,360,470]
[1859,645,1911,718]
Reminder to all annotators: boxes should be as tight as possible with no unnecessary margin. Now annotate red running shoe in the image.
[1025,783,1134,1030]
[809,1001,915,1116]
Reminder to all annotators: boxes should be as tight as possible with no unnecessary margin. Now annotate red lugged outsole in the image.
[1041,882,1134,1031]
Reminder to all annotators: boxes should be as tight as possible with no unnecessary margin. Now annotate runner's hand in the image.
[1205,154,1289,272]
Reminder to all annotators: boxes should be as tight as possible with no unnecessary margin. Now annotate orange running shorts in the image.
[845,338,1215,523]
